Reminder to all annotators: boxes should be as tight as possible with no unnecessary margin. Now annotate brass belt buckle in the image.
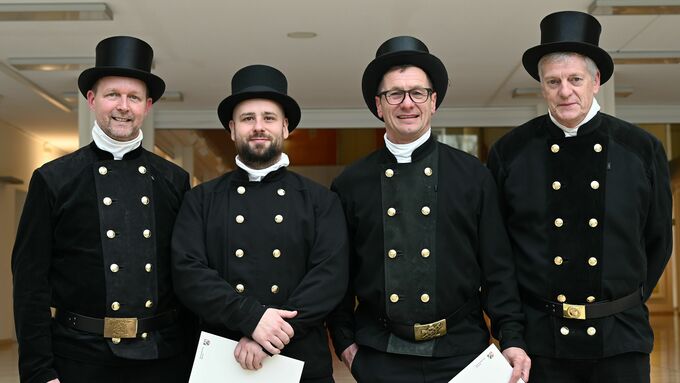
[103,317,138,338]
[562,304,586,320]
[413,318,447,341]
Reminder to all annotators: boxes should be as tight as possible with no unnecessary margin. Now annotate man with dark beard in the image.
[170,64,349,382]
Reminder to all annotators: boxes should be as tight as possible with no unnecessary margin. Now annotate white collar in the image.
[235,153,290,182]
[384,129,431,164]
[91,121,143,160]
[549,98,601,137]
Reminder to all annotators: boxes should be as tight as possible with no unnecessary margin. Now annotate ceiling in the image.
[1,0,679,152]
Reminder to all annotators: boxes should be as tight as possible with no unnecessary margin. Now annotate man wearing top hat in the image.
[12,36,194,383]
[326,36,530,382]
[488,11,671,382]
[170,64,349,382]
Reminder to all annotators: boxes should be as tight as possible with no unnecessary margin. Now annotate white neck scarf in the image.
[549,98,601,138]
[91,122,143,160]
[384,129,432,164]
[235,153,290,182]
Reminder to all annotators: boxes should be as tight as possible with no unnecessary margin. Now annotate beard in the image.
[236,133,283,169]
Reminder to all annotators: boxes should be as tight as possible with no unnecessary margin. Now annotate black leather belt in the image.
[55,309,177,339]
[375,294,479,342]
[522,288,642,320]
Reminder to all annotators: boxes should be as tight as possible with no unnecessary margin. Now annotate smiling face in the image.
[539,53,600,128]
[87,76,152,142]
[228,98,289,169]
[375,66,437,144]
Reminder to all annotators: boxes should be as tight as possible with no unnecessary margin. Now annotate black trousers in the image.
[350,345,478,383]
[54,353,192,383]
[529,352,650,383]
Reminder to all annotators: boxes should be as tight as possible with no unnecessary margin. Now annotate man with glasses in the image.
[327,36,530,383]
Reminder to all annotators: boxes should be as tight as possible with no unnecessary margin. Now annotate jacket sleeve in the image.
[477,169,527,351]
[283,190,349,338]
[325,180,357,358]
[12,171,59,383]
[170,189,266,337]
[643,140,672,300]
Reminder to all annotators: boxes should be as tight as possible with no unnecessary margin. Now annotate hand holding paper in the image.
[251,308,297,354]
[501,347,531,382]
[449,344,527,383]
[234,336,268,370]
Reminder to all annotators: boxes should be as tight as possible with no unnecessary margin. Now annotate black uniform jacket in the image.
[12,142,190,383]
[327,136,526,359]
[171,167,349,380]
[488,113,672,359]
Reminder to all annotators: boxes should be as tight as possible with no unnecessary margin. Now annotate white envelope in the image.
[449,343,525,383]
[189,331,305,383]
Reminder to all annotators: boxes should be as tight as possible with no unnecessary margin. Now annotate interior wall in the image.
[0,121,64,340]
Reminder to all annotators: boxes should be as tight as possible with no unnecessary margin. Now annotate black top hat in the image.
[217,65,301,132]
[362,36,448,120]
[78,36,165,103]
[522,11,614,84]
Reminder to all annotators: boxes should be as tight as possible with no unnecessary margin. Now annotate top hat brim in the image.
[362,51,448,120]
[217,89,301,133]
[522,41,613,84]
[78,67,166,103]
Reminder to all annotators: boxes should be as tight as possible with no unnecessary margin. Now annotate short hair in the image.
[378,64,433,93]
[538,52,599,81]
[91,77,150,99]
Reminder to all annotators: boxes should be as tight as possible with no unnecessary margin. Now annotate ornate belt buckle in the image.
[562,304,586,320]
[413,318,447,341]
[103,317,138,338]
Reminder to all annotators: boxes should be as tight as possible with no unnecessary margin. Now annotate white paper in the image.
[189,331,305,383]
[449,343,525,383]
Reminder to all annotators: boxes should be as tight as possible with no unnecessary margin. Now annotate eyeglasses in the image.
[377,88,433,105]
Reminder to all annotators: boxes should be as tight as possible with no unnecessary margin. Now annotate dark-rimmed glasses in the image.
[377,88,433,105]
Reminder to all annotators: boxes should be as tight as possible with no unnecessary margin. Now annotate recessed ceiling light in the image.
[610,51,680,64]
[0,2,113,21]
[589,0,680,15]
[287,32,317,39]
[9,57,94,71]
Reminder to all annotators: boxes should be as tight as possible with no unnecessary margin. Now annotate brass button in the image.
[388,249,397,259]
[141,196,150,205]
[588,257,598,266]
[554,256,564,265]
[389,294,399,303]
[143,229,151,238]
[554,218,564,227]
[110,264,119,273]
[589,218,598,228]
[103,197,113,206]
[387,207,396,217]
[560,326,570,336]
[235,284,245,293]
[141,332,148,339]
[274,214,284,223]
[587,327,597,336]
[587,295,596,303]
[235,215,244,224]
[111,301,120,311]
[237,186,246,195]
[235,249,244,258]
[111,337,121,344]
[145,300,153,308]
[552,181,561,190]
[277,188,286,196]
[138,166,147,174]
[420,294,430,303]
[424,167,433,176]
[557,294,566,303]
[421,248,430,258]
[145,263,152,272]
[272,249,281,258]
[106,229,116,239]
[385,169,394,178]
[594,143,602,153]
[271,285,279,294]
[98,166,108,175]
[551,144,560,153]
[421,206,431,216]
[590,181,600,190]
